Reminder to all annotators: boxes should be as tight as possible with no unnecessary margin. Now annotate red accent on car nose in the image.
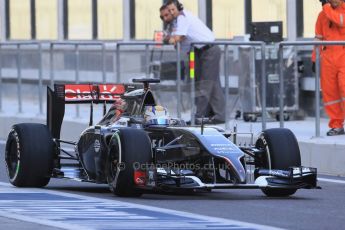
[134,170,146,186]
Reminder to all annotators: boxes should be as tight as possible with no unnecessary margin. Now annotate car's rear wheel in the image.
[106,128,152,197]
[255,128,301,197]
[5,123,55,187]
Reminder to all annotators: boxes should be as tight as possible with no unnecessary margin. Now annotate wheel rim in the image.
[256,135,272,170]
[264,143,272,170]
[6,137,21,180]
[107,132,122,191]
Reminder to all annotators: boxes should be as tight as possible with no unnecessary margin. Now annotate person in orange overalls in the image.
[312,0,345,136]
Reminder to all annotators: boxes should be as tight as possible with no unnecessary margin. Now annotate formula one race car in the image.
[5,79,318,197]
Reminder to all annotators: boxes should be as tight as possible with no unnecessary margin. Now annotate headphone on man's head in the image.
[166,0,184,11]
[174,0,184,11]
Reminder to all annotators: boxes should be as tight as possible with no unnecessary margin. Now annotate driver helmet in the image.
[144,105,170,126]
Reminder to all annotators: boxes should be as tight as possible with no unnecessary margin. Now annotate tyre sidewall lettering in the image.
[6,129,21,182]
[107,131,122,191]
[258,134,271,169]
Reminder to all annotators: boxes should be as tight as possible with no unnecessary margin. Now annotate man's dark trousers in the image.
[194,45,225,121]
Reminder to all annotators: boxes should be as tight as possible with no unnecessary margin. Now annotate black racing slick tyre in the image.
[106,128,152,197]
[255,128,301,197]
[5,123,54,187]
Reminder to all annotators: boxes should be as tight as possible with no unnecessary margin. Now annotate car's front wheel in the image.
[106,128,152,197]
[255,128,301,197]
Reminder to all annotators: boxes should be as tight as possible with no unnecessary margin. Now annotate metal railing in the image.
[0,41,183,118]
[0,41,119,116]
[0,42,41,114]
[190,41,266,131]
[2,40,335,137]
[115,41,181,117]
[278,41,345,137]
[50,42,112,117]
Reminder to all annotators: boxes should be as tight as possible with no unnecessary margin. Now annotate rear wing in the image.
[47,83,130,139]
[56,84,126,103]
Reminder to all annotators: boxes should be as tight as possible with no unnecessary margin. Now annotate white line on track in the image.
[318,177,345,184]
[0,182,283,230]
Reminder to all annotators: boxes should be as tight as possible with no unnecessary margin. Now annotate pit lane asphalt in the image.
[0,143,344,230]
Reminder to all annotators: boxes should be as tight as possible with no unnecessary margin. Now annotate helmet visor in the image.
[146,118,170,126]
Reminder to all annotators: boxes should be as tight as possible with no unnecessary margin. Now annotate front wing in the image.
[142,166,318,190]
